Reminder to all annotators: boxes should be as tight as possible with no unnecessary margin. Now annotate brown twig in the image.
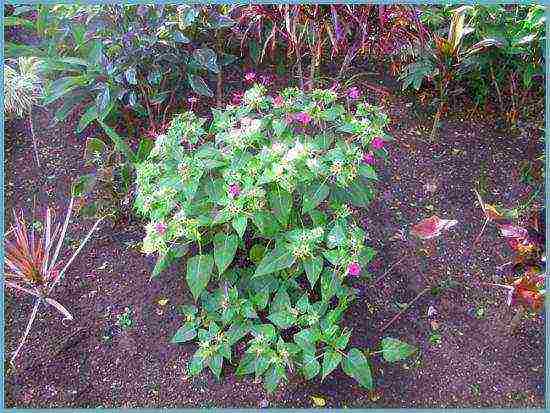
[371,256,408,286]
[379,287,431,332]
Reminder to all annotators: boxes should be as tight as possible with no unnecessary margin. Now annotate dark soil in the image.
[4,70,545,407]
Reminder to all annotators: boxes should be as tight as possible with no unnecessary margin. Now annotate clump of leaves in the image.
[136,85,415,391]
[474,191,545,328]
[4,196,104,365]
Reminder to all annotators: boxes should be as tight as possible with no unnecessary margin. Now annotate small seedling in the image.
[428,333,442,346]
[470,383,481,397]
[116,307,134,330]
[474,307,486,319]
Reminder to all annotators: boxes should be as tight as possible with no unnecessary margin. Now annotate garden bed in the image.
[4,78,544,408]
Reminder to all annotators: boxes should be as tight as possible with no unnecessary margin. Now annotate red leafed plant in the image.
[474,190,545,326]
[5,196,104,365]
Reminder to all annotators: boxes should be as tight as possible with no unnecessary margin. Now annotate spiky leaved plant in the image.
[5,196,104,365]
[4,57,43,167]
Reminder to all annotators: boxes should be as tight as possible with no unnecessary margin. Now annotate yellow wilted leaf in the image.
[158,298,169,306]
[311,395,326,407]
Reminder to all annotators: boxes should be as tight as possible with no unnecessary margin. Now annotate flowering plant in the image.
[135,85,414,391]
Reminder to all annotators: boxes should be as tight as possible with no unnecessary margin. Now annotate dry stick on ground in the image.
[473,189,491,246]
[380,286,432,332]
[371,255,408,286]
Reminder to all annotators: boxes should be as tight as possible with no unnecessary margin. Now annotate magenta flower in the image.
[260,74,272,85]
[347,262,361,276]
[155,222,167,235]
[231,91,243,105]
[244,71,256,83]
[273,95,284,108]
[294,112,312,126]
[347,87,361,100]
[362,152,375,165]
[187,95,198,110]
[372,137,385,150]
[330,81,340,92]
[228,183,241,198]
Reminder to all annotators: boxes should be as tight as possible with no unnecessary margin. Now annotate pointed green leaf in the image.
[342,348,373,389]
[302,183,330,214]
[213,233,238,275]
[171,322,197,343]
[208,353,223,379]
[302,351,320,379]
[232,214,247,238]
[267,310,297,329]
[253,247,295,278]
[303,256,323,288]
[186,254,214,301]
[268,189,292,226]
[381,337,417,362]
[321,350,342,381]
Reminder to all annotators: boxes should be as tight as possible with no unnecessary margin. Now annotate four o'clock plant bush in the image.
[135,84,416,392]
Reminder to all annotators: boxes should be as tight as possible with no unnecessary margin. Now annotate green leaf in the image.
[188,73,213,97]
[193,48,219,74]
[136,138,154,162]
[302,183,330,214]
[76,105,98,133]
[380,337,417,362]
[208,353,223,379]
[254,354,271,378]
[321,350,342,380]
[188,351,205,376]
[186,254,214,301]
[302,351,320,379]
[124,67,137,85]
[358,164,378,180]
[173,30,191,43]
[268,189,292,226]
[232,214,247,238]
[327,222,346,249]
[84,137,108,163]
[72,174,97,197]
[264,364,286,393]
[267,311,297,329]
[252,211,281,237]
[303,256,323,289]
[152,245,188,278]
[236,353,255,375]
[249,244,266,264]
[213,233,239,275]
[253,247,295,278]
[95,87,110,115]
[294,328,316,349]
[171,321,197,343]
[342,348,373,389]
[98,120,135,161]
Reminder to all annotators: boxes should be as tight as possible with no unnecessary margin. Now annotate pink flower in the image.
[231,91,243,105]
[228,183,241,198]
[294,112,312,126]
[187,95,198,110]
[273,95,284,108]
[260,74,272,85]
[347,262,361,276]
[155,222,167,235]
[362,152,375,165]
[347,87,361,100]
[371,137,385,150]
[244,71,256,83]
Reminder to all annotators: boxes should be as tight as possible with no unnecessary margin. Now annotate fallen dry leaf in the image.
[311,395,326,407]
[410,215,458,240]
[498,224,528,239]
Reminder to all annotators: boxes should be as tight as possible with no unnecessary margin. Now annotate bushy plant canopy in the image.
[135,85,413,391]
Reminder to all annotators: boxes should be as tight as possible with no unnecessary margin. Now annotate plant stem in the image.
[380,287,431,332]
[372,256,408,286]
[11,297,43,365]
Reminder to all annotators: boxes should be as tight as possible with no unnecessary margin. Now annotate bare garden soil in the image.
[4,69,545,408]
